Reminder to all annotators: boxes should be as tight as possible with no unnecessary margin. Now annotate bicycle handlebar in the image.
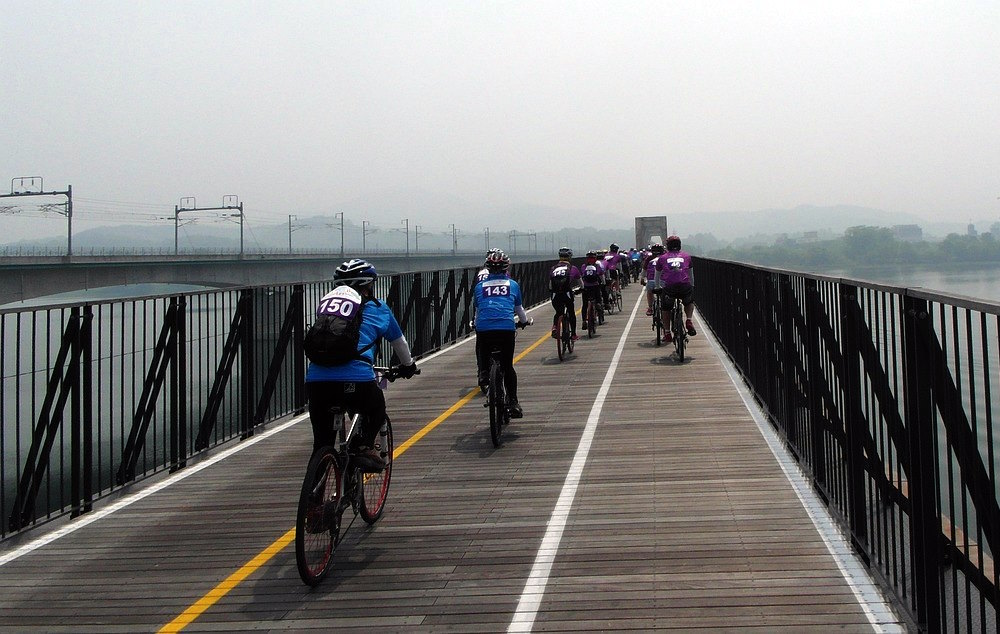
[374,366,421,382]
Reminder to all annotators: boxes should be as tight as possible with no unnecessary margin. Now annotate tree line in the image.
[700,225,1000,269]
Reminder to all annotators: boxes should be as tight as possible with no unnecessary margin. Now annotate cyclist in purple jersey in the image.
[580,251,605,328]
[653,235,697,341]
[549,247,582,340]
[641,243,664,316]
[603,243,624,290]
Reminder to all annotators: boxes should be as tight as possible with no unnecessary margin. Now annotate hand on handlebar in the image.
[398,362,419,379]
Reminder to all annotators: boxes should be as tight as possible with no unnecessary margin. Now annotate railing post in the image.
[240,288,255,439]
[901,293,941,632]
[81,305,94,515]
[778,274,798,446]
[804,278,827,492]
[838,283,870,556]
[293,285,306,413]
[170,296,187,472]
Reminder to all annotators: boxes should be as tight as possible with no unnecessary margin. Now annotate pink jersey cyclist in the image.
[653,235,697,339]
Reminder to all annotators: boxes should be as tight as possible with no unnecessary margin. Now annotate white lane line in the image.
[701,318,905,633]
[0,299,548,564]
[508,292,643,633]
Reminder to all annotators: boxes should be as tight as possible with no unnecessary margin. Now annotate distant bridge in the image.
[0,251,505,305]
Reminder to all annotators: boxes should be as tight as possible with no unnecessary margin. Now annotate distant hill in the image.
[667,204,927,241]
[2,189,988,254]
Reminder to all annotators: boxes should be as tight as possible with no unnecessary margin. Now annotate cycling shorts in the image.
[656,283,695,307]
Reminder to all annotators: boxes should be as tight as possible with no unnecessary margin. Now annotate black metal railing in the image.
[1,259,557,539]
[695,256,1000,633]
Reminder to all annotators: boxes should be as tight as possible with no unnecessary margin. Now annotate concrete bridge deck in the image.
[0,287,906,632]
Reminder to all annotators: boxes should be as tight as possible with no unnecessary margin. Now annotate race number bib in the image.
[317,286,363,318]
[482,279,511,297]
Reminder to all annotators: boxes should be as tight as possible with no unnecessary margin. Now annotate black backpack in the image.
[549,263,571,292]
[303,299,375,366]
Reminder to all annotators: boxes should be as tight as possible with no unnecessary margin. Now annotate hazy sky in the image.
[3,1,999,240]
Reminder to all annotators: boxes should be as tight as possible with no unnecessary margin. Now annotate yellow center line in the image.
[159,327,553,633]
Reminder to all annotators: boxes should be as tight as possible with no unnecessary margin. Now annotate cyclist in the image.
[473,250,532,418]
[474,248,506,385]
[580,250,605,329]
[629,247,642,282]
[603,243,625,295]
[653,235,697,342]
[640,243,664,316]
[549,247,582,341]
[305,259,418,471]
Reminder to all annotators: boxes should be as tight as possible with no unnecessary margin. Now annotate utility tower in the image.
[0,177,73,255]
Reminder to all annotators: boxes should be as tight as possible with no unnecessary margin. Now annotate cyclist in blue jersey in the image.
[306,259,418,471]
[473,250,532,418]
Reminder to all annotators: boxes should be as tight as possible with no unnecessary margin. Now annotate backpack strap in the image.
[353,299,377,364]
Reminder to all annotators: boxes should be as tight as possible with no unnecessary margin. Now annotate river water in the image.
[832,261,1000,304]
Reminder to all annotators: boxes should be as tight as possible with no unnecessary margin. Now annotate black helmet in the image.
[650,243,664,255]
[485,249,510,272]
[334,258,377,288]
[666,235,682,251]
[558,246,572,259]
[609,243,619,253]
[585,250,597,259]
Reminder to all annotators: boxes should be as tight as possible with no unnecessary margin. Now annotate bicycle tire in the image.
[359,419,393,524]
[615,289,623,312]
[654,296,662,346]
[563,316,574,354]
[295,446,341,586]
[555,315,565,362]
[673,302,686,362]
[587,303,596,338]
[489,359,505,447]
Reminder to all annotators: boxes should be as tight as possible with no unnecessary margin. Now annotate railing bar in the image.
[961,306,974,631]
[943,302,958,630]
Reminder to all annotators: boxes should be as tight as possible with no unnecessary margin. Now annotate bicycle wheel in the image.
[295,446,342,586]
[555,314,565,362]
[587,303,596,338]
[673,303,686,362]
[563,316,574,354]
[488,360,505,447]
[654,296,662,346]
[359,419,393,524]
[615,288,623,312]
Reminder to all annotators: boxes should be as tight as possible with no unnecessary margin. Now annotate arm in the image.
[389,335,413,366]
[515,304,529,324]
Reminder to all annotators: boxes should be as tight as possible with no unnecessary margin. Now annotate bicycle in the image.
[484,320,529,447]
[554,310,574,361]
[607,277,621,314]
[651,290,663,346]
[668,296,688,362]
[295,365,418,586]
[585,297,597,338]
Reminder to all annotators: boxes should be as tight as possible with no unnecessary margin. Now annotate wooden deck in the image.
[0,288,906,632]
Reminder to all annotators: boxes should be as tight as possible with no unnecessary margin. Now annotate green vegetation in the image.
[703,226,1000,270]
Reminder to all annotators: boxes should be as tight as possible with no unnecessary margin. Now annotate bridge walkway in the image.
[0,287,904,632]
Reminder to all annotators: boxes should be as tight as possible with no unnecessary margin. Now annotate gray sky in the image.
[3,0,999,241]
